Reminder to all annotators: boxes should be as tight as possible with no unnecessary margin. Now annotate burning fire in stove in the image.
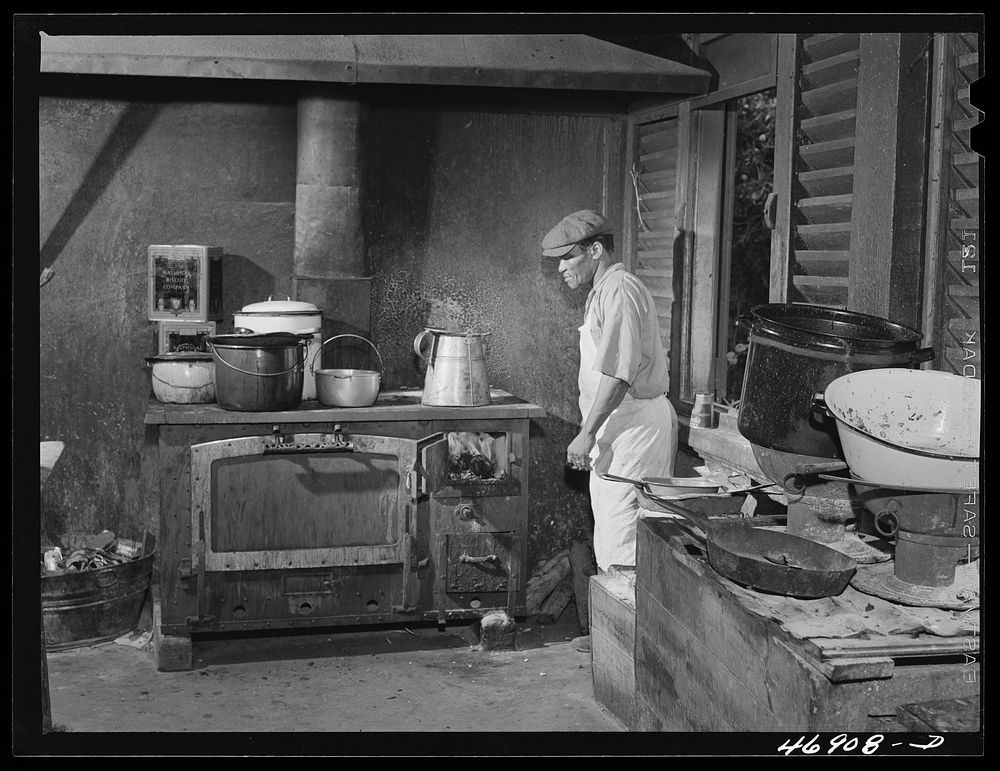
[448,432,506,482]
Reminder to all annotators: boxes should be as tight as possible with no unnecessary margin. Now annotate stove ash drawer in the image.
[442,532,515,594]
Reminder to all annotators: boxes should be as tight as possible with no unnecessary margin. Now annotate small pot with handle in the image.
[310,334,383,407]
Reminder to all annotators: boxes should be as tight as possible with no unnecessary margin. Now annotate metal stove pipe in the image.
[292,86,372,340]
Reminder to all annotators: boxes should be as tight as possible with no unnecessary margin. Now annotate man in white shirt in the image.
[543,209,679,584]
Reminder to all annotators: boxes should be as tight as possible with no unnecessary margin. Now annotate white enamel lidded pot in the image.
[233,296,323,400]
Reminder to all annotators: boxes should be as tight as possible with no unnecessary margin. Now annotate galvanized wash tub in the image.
[41,534,156,650]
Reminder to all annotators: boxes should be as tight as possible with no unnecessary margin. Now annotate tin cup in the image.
[690,393,715,429]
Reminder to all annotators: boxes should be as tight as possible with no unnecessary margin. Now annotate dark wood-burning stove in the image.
[143,388,544,671]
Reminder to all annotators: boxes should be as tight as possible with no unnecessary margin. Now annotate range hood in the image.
[39,33,711,95]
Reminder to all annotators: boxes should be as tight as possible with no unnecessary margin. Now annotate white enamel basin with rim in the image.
[821,368,980,492]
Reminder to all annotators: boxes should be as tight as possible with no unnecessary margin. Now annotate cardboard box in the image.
[148,245,223,322]
[157,321,217,354]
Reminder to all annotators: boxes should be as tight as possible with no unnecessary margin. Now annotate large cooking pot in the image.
[144,352,215,404]
[736,303,933,459]
[233,296,323,400]
[814,368,980,491]
[207,332,311,412]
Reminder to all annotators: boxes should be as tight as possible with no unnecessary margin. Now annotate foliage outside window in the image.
[724,90,776,403]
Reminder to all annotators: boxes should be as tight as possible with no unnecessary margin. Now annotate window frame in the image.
[624,36,782,413]
[624,31,953,417]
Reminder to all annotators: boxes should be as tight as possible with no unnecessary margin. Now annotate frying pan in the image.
[599,472,776,500]
[611,477,857,598]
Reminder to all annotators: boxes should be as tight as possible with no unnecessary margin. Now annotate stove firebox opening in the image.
[447,431,508,483]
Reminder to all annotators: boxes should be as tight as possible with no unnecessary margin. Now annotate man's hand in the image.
[567,430,596,471]
[568,375,630,471]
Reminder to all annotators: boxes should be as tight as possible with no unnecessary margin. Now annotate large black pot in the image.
[736,304,933,459]
[208,332,311,411]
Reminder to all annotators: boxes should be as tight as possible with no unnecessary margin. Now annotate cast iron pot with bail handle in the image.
[735,303,934,459]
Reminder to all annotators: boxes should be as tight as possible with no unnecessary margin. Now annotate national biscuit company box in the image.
[148,245,223,322]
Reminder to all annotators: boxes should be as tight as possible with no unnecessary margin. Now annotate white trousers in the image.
[588,394,678,570]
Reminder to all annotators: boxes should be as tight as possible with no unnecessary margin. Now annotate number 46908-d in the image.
[777,734,944,755]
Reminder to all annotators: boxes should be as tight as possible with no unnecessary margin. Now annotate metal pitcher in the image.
[413,328,492,407]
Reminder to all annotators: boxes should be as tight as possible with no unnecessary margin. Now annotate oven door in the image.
[189,431,448,574]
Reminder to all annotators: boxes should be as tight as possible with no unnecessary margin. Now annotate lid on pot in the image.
[744,303,924,354]
[145,352,213,363]
[239,296,322,315]
[209,331,313,348]
[747,303,922,343]
[423,327,492,338]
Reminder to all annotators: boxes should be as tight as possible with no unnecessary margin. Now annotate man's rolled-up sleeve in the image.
[592,283,644,385]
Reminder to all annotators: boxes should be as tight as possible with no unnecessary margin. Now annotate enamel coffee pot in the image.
[413,328,492,407]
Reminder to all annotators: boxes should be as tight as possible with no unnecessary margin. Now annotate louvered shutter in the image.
[786,33,860,307]
[941,33,981,377]
[627,117,680,390]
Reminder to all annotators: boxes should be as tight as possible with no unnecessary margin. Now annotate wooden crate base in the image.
[635,518,980,732]
[590,569,663,731]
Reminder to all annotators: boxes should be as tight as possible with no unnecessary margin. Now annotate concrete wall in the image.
[39,76,626,566]
[39,78,298,544]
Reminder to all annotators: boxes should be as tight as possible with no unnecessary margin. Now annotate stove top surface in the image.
[145,388,546,424]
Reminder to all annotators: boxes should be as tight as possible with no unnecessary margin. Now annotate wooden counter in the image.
[634,517,981,732]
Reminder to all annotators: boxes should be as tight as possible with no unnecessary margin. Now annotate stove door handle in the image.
[264,442,354,454]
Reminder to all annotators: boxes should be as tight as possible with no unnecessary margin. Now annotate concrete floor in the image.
[41,593,624,751]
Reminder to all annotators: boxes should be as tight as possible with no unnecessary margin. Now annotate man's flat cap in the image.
[542,210,613,258]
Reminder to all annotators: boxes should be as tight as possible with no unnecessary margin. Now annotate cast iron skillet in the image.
[608,476,858,598]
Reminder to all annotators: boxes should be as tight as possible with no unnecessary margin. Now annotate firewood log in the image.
[536,577,574,625]
[533,548,570,577]
[525,550,571,615]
